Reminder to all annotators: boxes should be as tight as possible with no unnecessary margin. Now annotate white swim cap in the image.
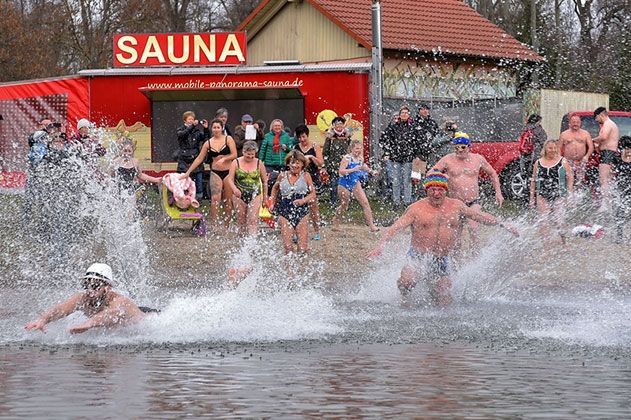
[83,263,115,287]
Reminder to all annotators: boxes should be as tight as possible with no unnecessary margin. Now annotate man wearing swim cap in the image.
[431,132,504,251]
[24,263,154,334]
[367,171,517,306]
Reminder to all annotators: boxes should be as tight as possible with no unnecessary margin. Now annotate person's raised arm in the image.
[182,141,209,178]
[460,203,519,236]
[480,155,504,207]
[136,161,162,184]
[366,210,415,258]
[593,122,612,145]
[25,293,83,332]
[431,155,448,173]
[176,123,194,138]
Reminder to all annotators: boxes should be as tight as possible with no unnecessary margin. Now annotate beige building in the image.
[239,0,542,103]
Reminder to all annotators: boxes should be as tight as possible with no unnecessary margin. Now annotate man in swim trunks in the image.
[431,132,504,250]
[592,107,620,211]
[367,171,518,306]
[559,114,594,188]
[24,263,153,334]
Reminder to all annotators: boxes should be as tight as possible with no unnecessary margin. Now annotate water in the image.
[2,146,631,417]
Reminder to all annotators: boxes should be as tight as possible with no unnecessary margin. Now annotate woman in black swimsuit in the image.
[293,124,323,240]
[184,119,237,229]
[109,138,161,198]
[529,140,573,244]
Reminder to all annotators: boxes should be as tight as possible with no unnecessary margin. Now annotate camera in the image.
[445,122,457,133]
[46,122,62,131]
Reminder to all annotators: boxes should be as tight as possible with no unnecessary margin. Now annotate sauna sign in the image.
[113,33,246,67]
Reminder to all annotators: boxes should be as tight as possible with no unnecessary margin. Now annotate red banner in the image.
[113,33,247,67]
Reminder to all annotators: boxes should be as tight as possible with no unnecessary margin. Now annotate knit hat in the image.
[77,118,91,130]
[452,131,470,145]
[423,171,449,190]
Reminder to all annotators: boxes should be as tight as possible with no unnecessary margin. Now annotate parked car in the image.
[471,111,631,200]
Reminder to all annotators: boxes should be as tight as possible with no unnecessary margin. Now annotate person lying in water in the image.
[366,171,518,307]
[24,263,156,334]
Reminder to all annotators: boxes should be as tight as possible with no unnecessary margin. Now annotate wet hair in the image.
[211,118,224,128]
[527,114,542,124]
[540,140,559,158]
[348,139,362,152]
[182,111,195,121]
[399,106,410,114]
[594,106,607,118]
[331,116,346,125]
[121,138,134,149]
[242,140,258,152]
[294,124,309,138]
[619,135,631,150]
[418,103,430,111]
[215,108,228,118]
[285,150,307,167]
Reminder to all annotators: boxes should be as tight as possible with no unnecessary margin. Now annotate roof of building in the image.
[239,0,542,62]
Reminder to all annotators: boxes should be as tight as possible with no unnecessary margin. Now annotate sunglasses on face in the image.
[453,144,468,151]
[82,279,107,290]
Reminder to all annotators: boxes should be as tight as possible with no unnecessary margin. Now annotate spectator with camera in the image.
[233,113,264,156]
[70,118,106,160]
[176,111,209,201]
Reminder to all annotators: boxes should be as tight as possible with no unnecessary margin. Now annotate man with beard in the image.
[367,171,517,306]
[560,114,593,188]
[25,263,155,335]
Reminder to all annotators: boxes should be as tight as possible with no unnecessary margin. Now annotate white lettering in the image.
[194,34,216,63]
[218,34,245,62]
[167,35,190,63]
[140,36,166,64]
[115,36,138,64]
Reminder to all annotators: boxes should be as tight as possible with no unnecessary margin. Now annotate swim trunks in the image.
[406,248,450,278]
[600,149,620,165]
[464,198,480,207]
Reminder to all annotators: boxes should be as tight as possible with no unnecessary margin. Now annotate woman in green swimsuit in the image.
[227,141,269,235]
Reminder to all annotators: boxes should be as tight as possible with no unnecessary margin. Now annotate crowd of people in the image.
[20,103,631,332]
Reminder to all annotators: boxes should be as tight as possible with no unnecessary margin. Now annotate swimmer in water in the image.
[24,263,156,334]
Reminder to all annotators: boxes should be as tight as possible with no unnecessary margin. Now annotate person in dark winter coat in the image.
[176,111,210,200]
[519,114,548,179]
[379,106,420,209]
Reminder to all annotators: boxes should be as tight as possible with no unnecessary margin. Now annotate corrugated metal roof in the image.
[240,0,542,62]
[78,62,372,77]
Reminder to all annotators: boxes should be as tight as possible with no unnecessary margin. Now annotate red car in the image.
[471,110,631,200]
